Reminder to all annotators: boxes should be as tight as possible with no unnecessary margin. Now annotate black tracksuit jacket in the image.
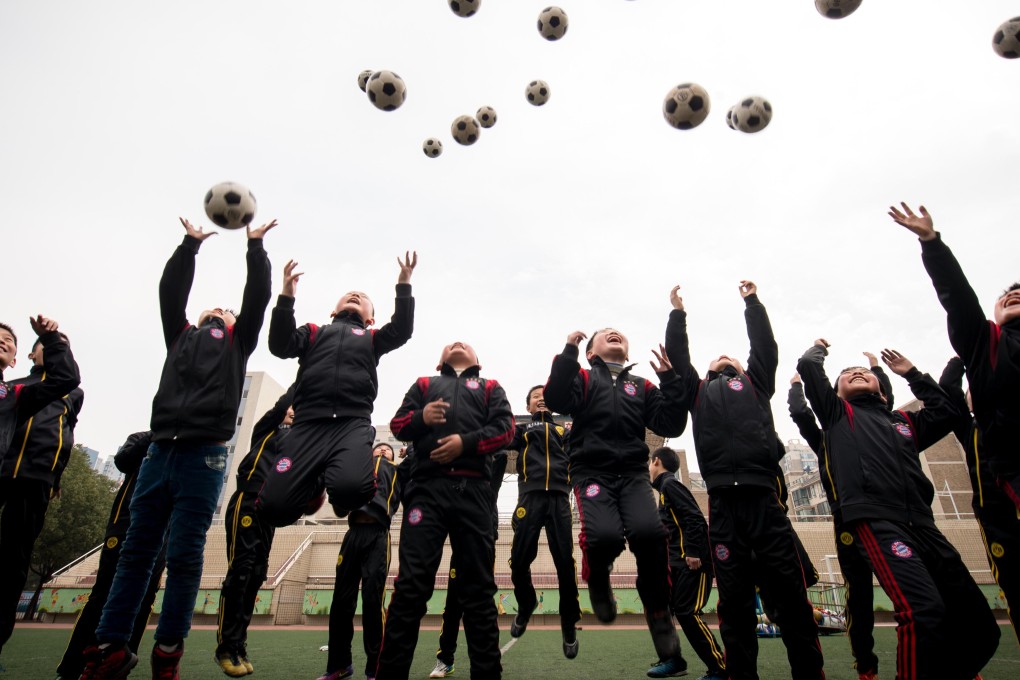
[653,471,710,569]
[233,385,295,493]
[108,431,154,536]
[352,455,403,528]
[0,331,80,469]
[510,411,570,494]
[149,236,272,442]
[797,344,958,527]
[268,285,414,423]
[389,364,515,480]
[920,233,1020,476]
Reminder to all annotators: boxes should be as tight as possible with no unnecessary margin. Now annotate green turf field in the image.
[2,626,1018,679]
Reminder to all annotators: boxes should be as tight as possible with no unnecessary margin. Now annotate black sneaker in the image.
[587,566,617,623]
[509,605,536,638]
[562,624,579,660]
[79,644,138,680]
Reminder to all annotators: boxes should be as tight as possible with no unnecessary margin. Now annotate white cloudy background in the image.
[1,1,1018,467]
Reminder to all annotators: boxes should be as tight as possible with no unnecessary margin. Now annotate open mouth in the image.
[849,376,867,384]
[1005,298,1020,308]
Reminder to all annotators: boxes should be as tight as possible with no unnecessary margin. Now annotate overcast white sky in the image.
[2,1,1018,472]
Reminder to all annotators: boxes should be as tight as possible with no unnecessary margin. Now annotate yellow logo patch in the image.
[106,537,119,549]
[515,507,526,519]
[337,554,344,566]
[839,532,854,546]
[991,542,1005,558]
[660,492,666,505]
[449,568,457,579]
[241,515,253,528]
[555,426,565,436]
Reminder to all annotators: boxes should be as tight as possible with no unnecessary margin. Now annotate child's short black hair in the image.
[526,384,543,407]
[651,446,680,473]
[1002,282,1020,296]
[0,322,16,347]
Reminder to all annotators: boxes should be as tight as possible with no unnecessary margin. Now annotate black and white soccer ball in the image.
[357,69,373,92]
[476,106,497,128]
[423,138,444,158]
[537,7,569,41]
[993,17,1020,58]
[526,80,551,106]
[448,0,480,18]
[662,83,710,130]
[814,0,862,19]
[204,182,257,230]
[451,115,481,146]
[725,106,738,130]
[731,96,773,133]
[366,70,406,112]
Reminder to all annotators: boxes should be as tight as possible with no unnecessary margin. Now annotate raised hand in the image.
[397,251,418,284]
[862,351,879,368]
[281,259,304,298]
[29,315,58,336]
[179,217,217,241]
[246,218,278,240]
[649,343,673,374]
[790,372,802,385]
[670,285,684,311]
[880,348,915,376]
[888,202,936,241]
[566,330,587,346]
[739,280,757,298]
[814,338,830,350]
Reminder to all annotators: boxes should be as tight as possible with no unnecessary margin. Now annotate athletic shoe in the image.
[510,609,533,638]
[647,656,689,678]
[857,672,878,680]
[215,647,249,677]
[562,625,579,660]
[151,643,184,680]
[315,666,354,680]
[79,644,138,680]
[238,647,255,675]
[587,566,617,623]
[429,660,455,678]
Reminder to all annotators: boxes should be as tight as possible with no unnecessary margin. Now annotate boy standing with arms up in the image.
[82,216,275,679]
[543,315,688,678]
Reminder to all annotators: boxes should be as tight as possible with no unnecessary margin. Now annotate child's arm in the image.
[430,382,515,464]
[250,383,295,445]
[796,339,844,429]
[159,219,213,348]
[268,260,314,359]
[233,220,277,354]
[15,317,81,421]
[542,332,588,416]
[389,379,435,444]
[664,480,709,567]
[881,349,960,450]
[937,356,972,446]
[889,203,989,365]
[113,431,153,474]
[372,252,417,358]
[663,286,700,408]
[644,345,689,437]
[787,374,822,454]
[864,351,895,408]
[741,281,778,398]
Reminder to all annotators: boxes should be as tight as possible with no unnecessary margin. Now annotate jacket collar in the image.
[589,355,635,376]
[332,310,366,328]
[651,471,670,491]
[847,393,887,409]
[532,410,555,423]
[440,363,481,378]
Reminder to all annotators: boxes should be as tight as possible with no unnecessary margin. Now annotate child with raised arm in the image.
[258,253,416,527]
[670,281,823,680]
[890,201,1020,623]
[82,216,275,679]
[543,313,688,679]
[797,340,999,680]
[376,341,514,680]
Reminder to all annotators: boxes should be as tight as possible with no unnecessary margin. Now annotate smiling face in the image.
[586,328,629,363]
[198,308,237,328]
[0,326,16,371]
[282,406,295,426]
[332,291,375,325]
[837,366,883,400]
[994,285,1020,326]
[438,341,479,371]
[526,386,547,414]
[708,354,745,374]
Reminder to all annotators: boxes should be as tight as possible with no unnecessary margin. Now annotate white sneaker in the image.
[429,659,454,678]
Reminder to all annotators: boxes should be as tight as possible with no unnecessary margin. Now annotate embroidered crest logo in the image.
[275,457,292,473]
[241,515,253,528]
[0,383,8,399]
[465,379,480,390]
[895,423,913,438]
[623,383,637,396]
[106,537,119,549]
[515,507,526,519]
[352,328,366,336]
[449,568,457,579]
[840,532,854,546]
[408,507,423,525]
[728,379,744,392]
[715,544,731,561]
[585,483,601,498]
[337,555,344,566]
[210,328,224,339]
[991,542,1005,558]
[891,541,913,558]
[556,426,565,436]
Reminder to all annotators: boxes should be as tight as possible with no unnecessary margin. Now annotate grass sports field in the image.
[2,626,1019,680]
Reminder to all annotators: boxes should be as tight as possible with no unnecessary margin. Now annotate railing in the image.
[47,543,103,581]
[265,532,315,587]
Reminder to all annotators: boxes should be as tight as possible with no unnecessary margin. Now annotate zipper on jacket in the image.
[332,325,347,417]
[544,421,551,491]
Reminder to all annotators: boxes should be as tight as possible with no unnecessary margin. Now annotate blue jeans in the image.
[97,441,226,644]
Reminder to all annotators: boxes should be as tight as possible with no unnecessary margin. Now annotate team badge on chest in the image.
[0,383,7,400]
[210,328,224,340]
[465,379,480,390]
[623,382,637,396]
[351,328,365,336]
[727,379,744,392]
[895,423,913,439]
[275,457,292,473]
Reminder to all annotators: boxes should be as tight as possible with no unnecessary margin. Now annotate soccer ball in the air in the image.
[725,106,737,130]
[476,106,497,128]
[731,96,773,133]
[423,138,443,158]
[814,0,862,19]
[662,83,710,130]
[993,17,1020,58]
[357,69,373,92]
[204,182,257,230]
[538,7,569,41]
[526,80,551,106]
[366,71,406,111]
[449,0,480,18]
[451,115,481,146]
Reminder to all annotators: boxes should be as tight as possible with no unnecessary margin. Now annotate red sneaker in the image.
[151,643,184,680]
[79,644,138,680]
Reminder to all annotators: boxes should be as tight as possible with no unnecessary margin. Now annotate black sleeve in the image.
[233,239,273,355]
[664,309,701,412]
[901,368,961,451]
[372,284,414,358]
[870,365,894,410]
[64,387,85,431]
[787,382,822,454]
[743,295,778,399]
[643,372,689,438]
[159,235,200,348]
[114,431,154,474]
[796,344,845,430]
[390,380,430,442]
[268,296,315,359]
[490,451,509,493]
[15,332,81,421]
[664,480,709,560]
[250,383,296,444]
[509,423,526,452]
[543,345,585,416]
[460,381,515,456]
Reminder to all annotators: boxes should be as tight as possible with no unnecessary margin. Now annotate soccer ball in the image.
[731,96,773,133]
[662,83,710,130]
[814,0,862,19]
[448,0,480,18]
[526,80,551,106]
[537,7,569,41]
[451,115,481,146]
[357,69,373,92]
[204,182,256,230]
[476,106,497,128]
[725,106,737,130]
[423,138,444,158]
[366,70,406,112]
[993,17,1020,58]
